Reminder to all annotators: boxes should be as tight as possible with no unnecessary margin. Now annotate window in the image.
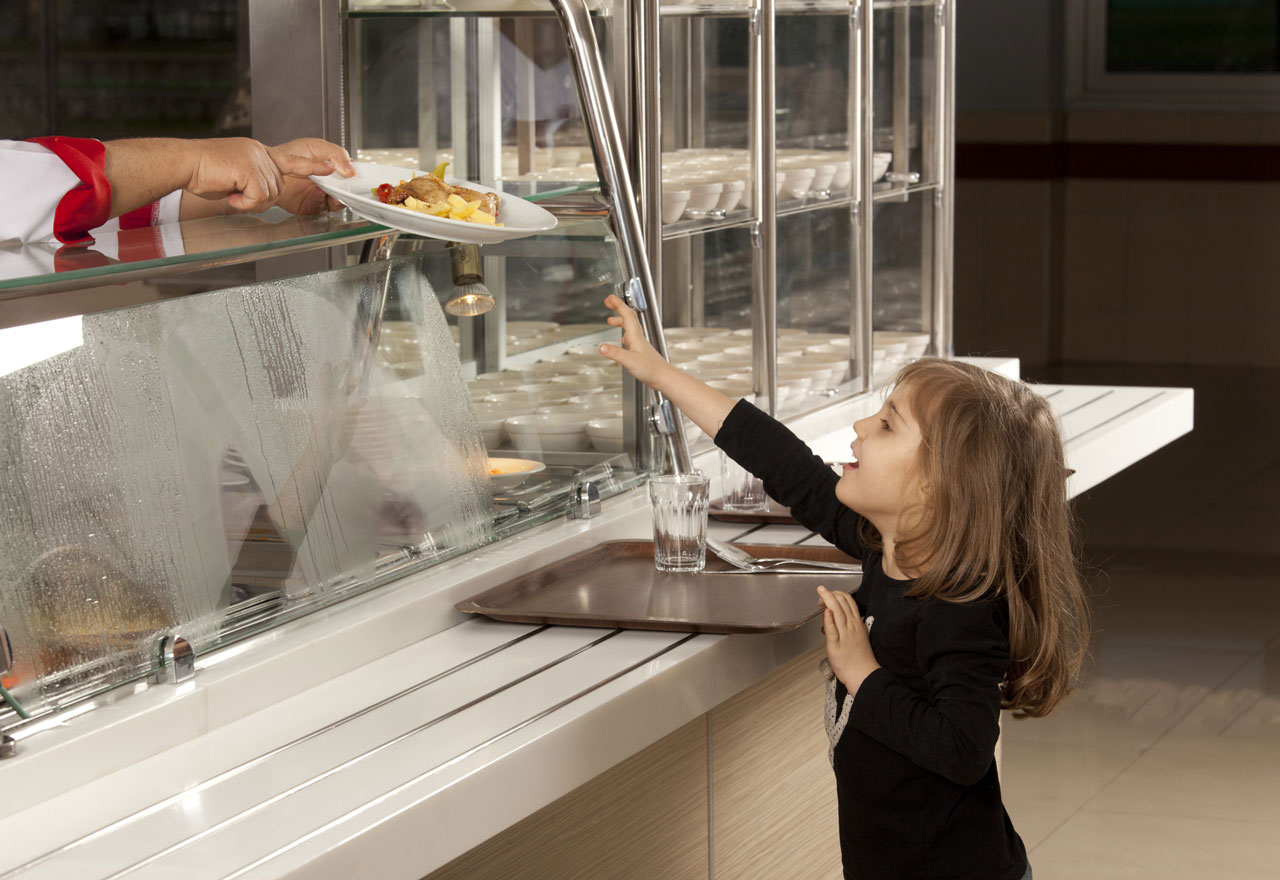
[1068,0,1280,107]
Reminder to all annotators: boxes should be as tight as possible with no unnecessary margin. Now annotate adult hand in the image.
[184,137,337,213]
[271,138,356,215]
[598,294,676,391]
[817,585,880,696]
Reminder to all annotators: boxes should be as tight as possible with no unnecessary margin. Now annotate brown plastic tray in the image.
[708,497,797,525]
[456,540,860,634]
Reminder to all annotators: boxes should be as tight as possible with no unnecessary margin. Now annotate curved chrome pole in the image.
[750,0,777,416]
[550,0,693,475]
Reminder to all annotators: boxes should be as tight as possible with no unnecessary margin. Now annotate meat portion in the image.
[387,175,500,219]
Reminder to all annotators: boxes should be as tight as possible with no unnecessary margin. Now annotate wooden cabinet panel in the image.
[711,645,843,880]
[423,718,709,880]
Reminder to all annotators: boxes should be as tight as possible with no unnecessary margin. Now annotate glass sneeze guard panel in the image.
[2,254,489,713]
[1,212,648,727]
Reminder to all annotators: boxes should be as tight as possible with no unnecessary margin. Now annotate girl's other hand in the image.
[818,585,880,695]
[598,294,675,391]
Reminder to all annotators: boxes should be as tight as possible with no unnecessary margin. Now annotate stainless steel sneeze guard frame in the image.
[551,0,693,475]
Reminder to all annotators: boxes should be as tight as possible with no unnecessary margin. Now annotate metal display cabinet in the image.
[253,0,955,435]
[642,0,954,428]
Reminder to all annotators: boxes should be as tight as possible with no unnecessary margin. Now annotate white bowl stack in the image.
[463,323,914,453]
[873,330,930,372]
[466,335,624,453]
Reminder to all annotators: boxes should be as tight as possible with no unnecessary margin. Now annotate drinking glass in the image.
[719,450,766,512]
[648,472,711,572]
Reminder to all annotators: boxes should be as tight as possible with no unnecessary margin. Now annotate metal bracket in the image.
[0,624,11,676]
[649,399,676,436]
[623,275,648,313]
[568,480,602,519]
[0,735,14,759]
[154,635,196,685]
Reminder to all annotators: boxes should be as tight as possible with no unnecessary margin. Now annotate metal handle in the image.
[550,0,692,475]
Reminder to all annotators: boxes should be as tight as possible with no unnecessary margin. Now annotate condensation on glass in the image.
[0,255,494,717]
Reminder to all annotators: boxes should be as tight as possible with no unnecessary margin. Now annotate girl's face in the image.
[835,384,925,532]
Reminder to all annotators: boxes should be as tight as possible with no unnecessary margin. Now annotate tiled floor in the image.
[999,364,1280,879]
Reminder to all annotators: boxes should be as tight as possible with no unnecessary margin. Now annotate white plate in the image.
[309,161,558,245]
[486,457,547,489]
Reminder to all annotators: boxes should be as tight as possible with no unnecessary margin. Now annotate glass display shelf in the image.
[0,183,603,320]
[660,208,754,241]
[0,209,387,300]
[658,1,875,16]
[659,3,753,18]
[871,0,940,9]
[871,178,939,203]
[655,0,941,16]
[346,0,606,18]
[776,192,856,219]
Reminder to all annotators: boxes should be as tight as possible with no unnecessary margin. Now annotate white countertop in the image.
[0,361,1194,880]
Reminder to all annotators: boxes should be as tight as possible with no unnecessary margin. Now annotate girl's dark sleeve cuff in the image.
[847,666,894,729]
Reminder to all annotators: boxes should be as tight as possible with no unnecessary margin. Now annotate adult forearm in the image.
[103,139,198,218]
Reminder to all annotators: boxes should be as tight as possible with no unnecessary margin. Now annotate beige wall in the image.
[954,110,1280,369]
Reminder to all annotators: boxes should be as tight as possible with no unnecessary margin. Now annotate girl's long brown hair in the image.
[868,359,1089,717]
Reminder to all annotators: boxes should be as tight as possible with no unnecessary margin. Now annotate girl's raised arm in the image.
[598,295,737,439]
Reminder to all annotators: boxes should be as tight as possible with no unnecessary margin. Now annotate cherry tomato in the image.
[375,183,393,203]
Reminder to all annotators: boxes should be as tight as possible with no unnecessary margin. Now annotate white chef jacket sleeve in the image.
[1,140,185,254]
[0,140,84,245]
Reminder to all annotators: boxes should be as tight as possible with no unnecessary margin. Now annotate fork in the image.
[747,556,861,573]
[707,537,861,574]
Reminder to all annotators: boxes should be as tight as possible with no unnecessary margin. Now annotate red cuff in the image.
[118,201,160,230]
[28,136,112,245]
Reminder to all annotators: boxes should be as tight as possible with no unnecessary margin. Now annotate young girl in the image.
[599,295,1089,880]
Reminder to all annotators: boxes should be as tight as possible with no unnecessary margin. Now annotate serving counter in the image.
[0,359,1193,880]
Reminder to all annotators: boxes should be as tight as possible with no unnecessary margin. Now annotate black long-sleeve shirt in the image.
[716,400,1028,880]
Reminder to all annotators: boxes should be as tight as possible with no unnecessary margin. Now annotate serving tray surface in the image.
[456,540,860,634]
[708,497,797,525]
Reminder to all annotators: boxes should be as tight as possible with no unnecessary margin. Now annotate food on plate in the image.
[372,163,501,226]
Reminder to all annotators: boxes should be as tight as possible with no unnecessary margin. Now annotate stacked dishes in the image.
[466,324,925,453]
[661,150,749,222]
[468,339,623,453]
[873,330,930,374]
[376,320,428,379]
[506,320,560,354]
